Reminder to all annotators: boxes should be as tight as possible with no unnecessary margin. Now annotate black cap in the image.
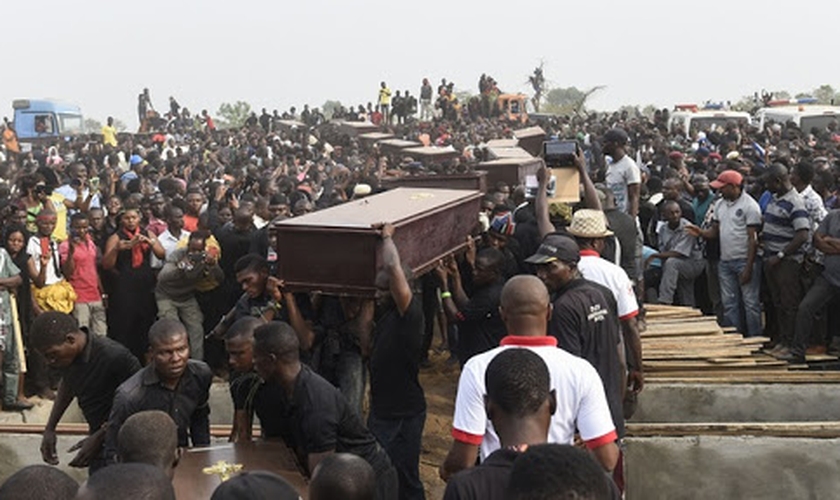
[210,471,301,500]
[525,234,580,265]
[603,127,629,145]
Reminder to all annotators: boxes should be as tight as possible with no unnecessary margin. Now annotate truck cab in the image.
[497,94,528,123]
[668,103,751,138]
[12,99,84,152]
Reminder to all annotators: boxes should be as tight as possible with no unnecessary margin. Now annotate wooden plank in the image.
[626,422,840,439]
[646,372,840,383]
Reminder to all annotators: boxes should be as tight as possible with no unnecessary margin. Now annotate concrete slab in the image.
[633,383,840,423]
[625,436,840,500]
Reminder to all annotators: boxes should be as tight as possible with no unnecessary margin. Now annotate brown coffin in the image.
[173,441,309,499]
[485,146,533,160]
[358,132,395,145]
[513,126,547,156]
[380,171,487,192]
[335,120,379,136]
[477,157,543,187]
[378,138,422,154]
[275,188,481,296]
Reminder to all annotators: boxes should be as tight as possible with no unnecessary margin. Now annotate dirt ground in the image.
[417,350,461,499]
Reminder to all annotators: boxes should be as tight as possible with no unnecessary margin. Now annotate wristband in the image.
[440,291,452,299]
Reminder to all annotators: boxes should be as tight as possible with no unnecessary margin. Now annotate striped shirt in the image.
[761,188,810,257]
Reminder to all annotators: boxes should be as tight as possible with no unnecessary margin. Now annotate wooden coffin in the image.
[275,188,481,296]
[378,138,422,154]
[513,126,547,156]
[477,157,543,187]
[485,138,518,149]
[358,132,395,146]
[486,146,533,160]
[380,171,488,192]
[173,441,309,500]
[275,119,308,132]
[335,120,379,136]
[401,146,460,164]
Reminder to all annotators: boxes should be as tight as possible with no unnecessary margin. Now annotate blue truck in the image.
[11,99,84,152]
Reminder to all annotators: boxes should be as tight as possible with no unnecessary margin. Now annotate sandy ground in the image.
[417,350,461,499]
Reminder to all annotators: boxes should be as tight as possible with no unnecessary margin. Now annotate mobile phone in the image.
[89,177,100,191]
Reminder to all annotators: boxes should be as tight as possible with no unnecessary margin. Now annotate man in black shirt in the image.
[369,223,426,500]
[104,319,212,463]
[224,317,263,442]
[436,247,506,365]
[444,348,554,500]
[31,312,141,473]
[527,234,625,439]
[251,321,398,500]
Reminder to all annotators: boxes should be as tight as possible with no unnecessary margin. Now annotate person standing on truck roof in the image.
[101,117,117,148]
[378,82,391,125]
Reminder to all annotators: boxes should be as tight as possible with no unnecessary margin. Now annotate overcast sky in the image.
[3,0,837,128]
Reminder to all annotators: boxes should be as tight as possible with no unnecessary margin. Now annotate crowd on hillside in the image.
[0,77,838,499]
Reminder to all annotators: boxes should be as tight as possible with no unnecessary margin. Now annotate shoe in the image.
[806,346,827,355]
[776,348,806,364]
[768,344,786,355]
[2,400,34,412]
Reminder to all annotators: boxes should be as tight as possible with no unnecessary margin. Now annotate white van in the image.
[755,103,840,133]
[668,105,751,137]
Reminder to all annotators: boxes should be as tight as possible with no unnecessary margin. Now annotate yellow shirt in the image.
[101,125,118,147]
[379,87,391,106]
[49,193,69,242]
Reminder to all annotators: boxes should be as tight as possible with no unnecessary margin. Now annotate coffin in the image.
[275,188,481,296]
[335,120,379,136]
[485,146,533,160]
[476,157,543,188]
[380,171,487,192]
[485,138,518,149]
[513,126,547,156]
[275,119,308,132]
[401,146,460,164]
[358,132,395,145]
[173,441,309,499]
[378,138,422,154]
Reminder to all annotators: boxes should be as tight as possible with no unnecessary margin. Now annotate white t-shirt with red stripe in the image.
[451,336,617,461]
[577,250,639,321]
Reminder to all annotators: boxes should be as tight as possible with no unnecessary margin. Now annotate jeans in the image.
[2,319,20,405]
[705,260,724,323]
[763,258,803,345]
[420,99,432,121]
[73,301,107,337]
[658,258,706,305]
[792,276,839,355]
[719,259,763,337]
[368,411,426,500]
[156,296,205,360]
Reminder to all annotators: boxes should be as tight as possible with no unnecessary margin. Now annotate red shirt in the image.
[58,237,101,303]
[183,214,199,232]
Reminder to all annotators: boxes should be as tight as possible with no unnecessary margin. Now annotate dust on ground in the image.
[418,350,461,499]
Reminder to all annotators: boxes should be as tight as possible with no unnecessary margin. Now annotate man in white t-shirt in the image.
[603,128,641,218]
[567,209,644,395]
[440,275,619,481]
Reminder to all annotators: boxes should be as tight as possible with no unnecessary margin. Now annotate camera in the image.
[189,251,207,263]
[542,140,578,168]
[71,178,82,188]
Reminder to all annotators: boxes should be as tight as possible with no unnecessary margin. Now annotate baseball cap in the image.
[709,170,743,189]
[525,234,580,265]
[210,471,301,500]
[603,128,628,145]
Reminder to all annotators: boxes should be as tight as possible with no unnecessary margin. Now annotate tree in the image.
[528,64,546,112]
[813,84,836,104]
[113,119,127,132]
[84,118,102,132]
[322,100,343,120]
[216,101,252,129]
[542,86,604,115]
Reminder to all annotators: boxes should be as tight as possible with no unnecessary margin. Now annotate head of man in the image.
[309,453,375,500]
[76,463,175,500]
[165,205,185,234]
[210,471,301,500]
[662,178,682,202]
[253,322,300,384]
[117,410,180,479]
[234,254,269,299]
[472,247,505,287]
[30,312,86,369]
[499,275,551,337]
[506,444,610,500]
[68,162,87,185]
[35,207,57,238]
[0,464,78,500]
[233,207,254,232]
[187,231,207,254]
[709,170,743,201]
[764,163,791,196]
[268,193,290,219]
[88,207,105,232]
[791,161,815,191]
[185,189,204,216]
[485,348,555,448]
[148,319,190,385]
[602,128,628,159]
[691,174,710,201]
[526,234,581,293]
[661,200,682,229]
[567,209,613,254]
[225,317,263,374]
[150,194,166,218]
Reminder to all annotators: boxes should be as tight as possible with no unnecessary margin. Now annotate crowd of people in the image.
[0,77,838,499]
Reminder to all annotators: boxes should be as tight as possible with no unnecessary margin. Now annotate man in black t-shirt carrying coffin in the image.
[368,222,427,500]
[252,321,398,500]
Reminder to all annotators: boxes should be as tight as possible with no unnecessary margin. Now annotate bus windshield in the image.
[59,114,84,135]
[801,115,839,133]
[689,117,749,134]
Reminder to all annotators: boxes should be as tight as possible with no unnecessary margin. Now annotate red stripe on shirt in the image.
[580,249,600,257]
[500,336,558,347]
[585,430,618,449]
[452,428,484,446]
[619,310,639,321]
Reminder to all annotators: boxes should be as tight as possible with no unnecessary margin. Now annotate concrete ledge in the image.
[626,435,840,500]
[633,383,840,423]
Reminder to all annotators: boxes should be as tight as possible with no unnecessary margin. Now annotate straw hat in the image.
[566,209,613,238]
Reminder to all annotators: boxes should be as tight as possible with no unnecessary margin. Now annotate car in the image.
[668,103,751,138]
